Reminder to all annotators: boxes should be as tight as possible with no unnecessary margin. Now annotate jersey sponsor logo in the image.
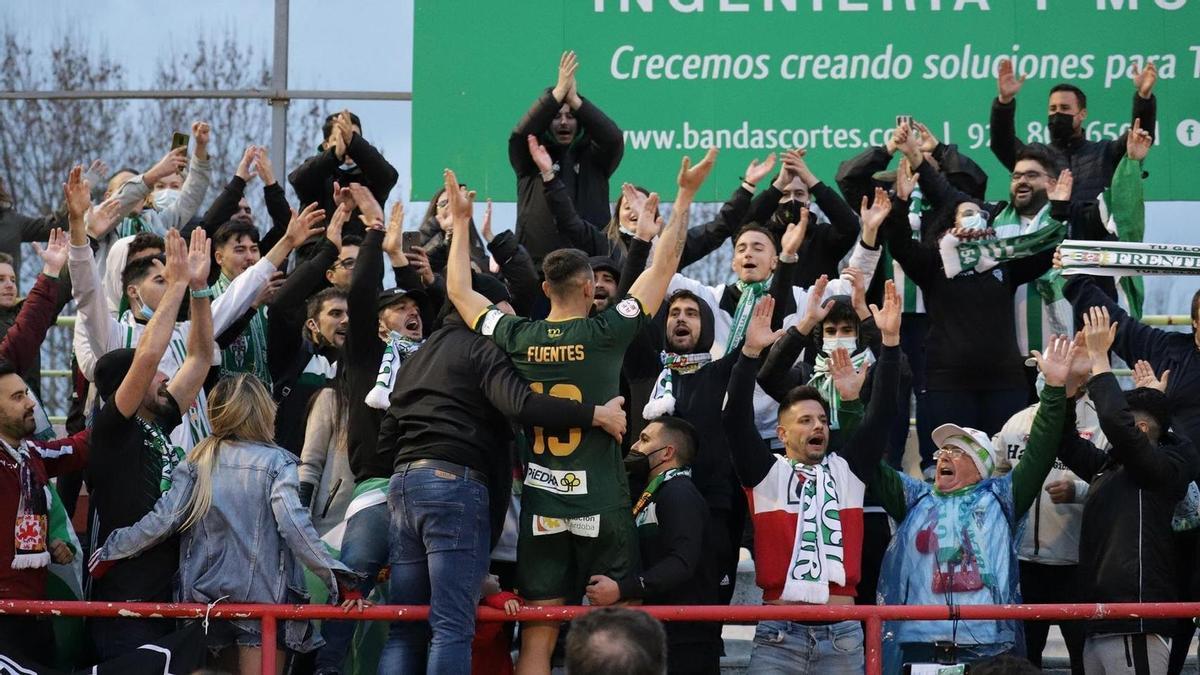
[526,344,586,362]
[479,309,504,336]
[547,327,563,338]
[531,514,600,538]
[616,298,640,319]
[525,462,588,495]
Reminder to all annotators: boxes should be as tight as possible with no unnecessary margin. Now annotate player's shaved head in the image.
[542,248,593,299]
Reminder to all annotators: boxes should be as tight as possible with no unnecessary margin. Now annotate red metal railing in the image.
[5,600,1200,674]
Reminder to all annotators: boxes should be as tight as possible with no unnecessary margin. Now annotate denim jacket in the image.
[96,440,359,651]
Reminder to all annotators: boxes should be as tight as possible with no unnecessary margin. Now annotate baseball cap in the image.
[377,287,428,313]
[589,256,620,283]
[94,348,137,402]
[931,423,997,479]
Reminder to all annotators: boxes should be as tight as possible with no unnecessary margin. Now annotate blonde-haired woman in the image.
[90,374,364,674]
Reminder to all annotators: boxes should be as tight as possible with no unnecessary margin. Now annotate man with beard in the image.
[742,148,863,290]
[510,51,624,266]
[86,229,213,660]
[990,58,1158,201]
[722,290,902,673]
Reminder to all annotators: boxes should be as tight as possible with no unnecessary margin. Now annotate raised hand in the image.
[1081,305,1117,368]
[383,202,404,249]
[1132,359,1170,393]
[743,296,785,357]
[830,347,870,402]
[285,203,327,249]
[481,199,494,242]
[894,157,917,201]
[781,206,809,257]
[677,147,718,196]
[1132,60,1157,99]
[844,267,869,320]
[254,146,277,186]
[914,121,939,153]
[186,227,211,290]
[332,180,355,210]
[869,279,902,347]
[798,275,832,335]
[146,147,188,184]
[348,183,384,227]
[553,50,579,103]
[163,229,189,288]
[625,188,657,243]
[327,203,351,250]
[997,58,1027,104]
[1127,117,1153,162]
[743,152,777,187]
[407,246,435,286]
[859,186,892,246]
[785,148,817,187]
[235,145,257,181]
[253,271,285,309]
[82,159,110,188]
[191,121,211,159]
[897,123,923,167]
[527,135,555,175]
[1047,169,1074,202]
[1032,334,1073,388]
[33,228,68,278]
[1067,330,1093,385]
[86,198,123,240]
[330,111,353,159]
[63,165,92,222]
[443,168,476,224]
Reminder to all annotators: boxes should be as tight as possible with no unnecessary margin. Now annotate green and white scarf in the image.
[886,184,929,314]
[633,467,691,523]
[119,310,210,449]
[984,204,1070,357]
[939,205,1065,279]
[642,351,713,420]
[1060,240,1200,277]
[724,279,769,355]
[116,214,148,238]
[212,273,272,388]
[136,416,186,493]
[365,332,424,409]
[808,348,875,431]
[1102,156,1148,319]
[782,456,845,604]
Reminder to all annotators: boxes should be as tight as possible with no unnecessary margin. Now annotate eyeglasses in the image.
[436,200,449,209]
[334,257,357,270]
[1010,171,1048,182]
[933,447,968,461]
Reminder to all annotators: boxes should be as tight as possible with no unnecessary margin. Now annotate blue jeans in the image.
[378,467,490,675]
[315,500,390,672]
[748,619,864,674]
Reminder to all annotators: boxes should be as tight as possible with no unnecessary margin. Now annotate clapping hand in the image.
[1047,169,1074,202]
[33,228,68,278]
[1132,359,1170,393]
[742,296,785,358]
[869,279,901,347]
[830,346,869,402]
[1032,334,1074,388]
[1081,306,1117,374]
[743,153,777,187]
[997,58,1027,104]
[677,147,718,196]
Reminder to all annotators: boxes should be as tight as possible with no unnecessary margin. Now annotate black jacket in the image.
[267,239,340,455]
[1057,372,1200,636]
[990,93,1156,201]
[288,133,399,235]
[884,185,1061,391]
[618,474,721,650]
[1065,275,1200,446]
[191,175,292,283]
[418,216,490,278]
[509,90,623,266]
[378,313,598,548]
[743,180,860,290]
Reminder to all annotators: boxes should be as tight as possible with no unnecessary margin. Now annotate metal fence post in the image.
[270,0,290,185]
[262,614,278,673]
[865,614,883,675]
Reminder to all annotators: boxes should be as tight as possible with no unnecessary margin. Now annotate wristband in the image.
[540,169,556,182]
[779,253,799,263]
[190,287,214,299]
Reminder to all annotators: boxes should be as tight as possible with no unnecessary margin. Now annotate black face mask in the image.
[773,200,807,226]
[1047,113,1076,144]
[623,445,667,484]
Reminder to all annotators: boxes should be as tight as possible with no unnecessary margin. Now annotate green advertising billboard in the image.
[413,0,1200,203]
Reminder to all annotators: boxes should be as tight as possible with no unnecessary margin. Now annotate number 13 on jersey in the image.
[530,382,583,456]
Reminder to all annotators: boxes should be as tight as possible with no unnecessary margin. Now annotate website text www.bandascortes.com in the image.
[622,119,1146,152]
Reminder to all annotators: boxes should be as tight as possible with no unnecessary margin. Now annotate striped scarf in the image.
[886,185,928,314]
[1060,240,1200,277]
[116,214,148,238]
[365,333,424,409]
[808,348,875,431]
[4,440,50,569]
[782,457,845,604]
[724,279,769,355]
[642,351,713,420]
[119,311,210,448]
[211,273,272,387]
[939,205,1064,278]
[984,205,1070,356]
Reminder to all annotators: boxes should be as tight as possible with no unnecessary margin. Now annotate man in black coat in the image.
[989,58,1158,202]
[509,51,623,267]
[1056,305,1200,675]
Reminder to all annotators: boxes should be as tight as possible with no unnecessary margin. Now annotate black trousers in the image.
[1019,560,1085,674]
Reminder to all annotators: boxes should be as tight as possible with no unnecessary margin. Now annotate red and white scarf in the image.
[4,440,50,569]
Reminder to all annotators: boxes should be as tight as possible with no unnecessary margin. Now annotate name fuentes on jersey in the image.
[526,344,586,362]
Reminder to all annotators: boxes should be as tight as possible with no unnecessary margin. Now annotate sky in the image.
[2,0,1196,315]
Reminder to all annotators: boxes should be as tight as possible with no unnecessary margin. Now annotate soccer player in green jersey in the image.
[444,149,716,675]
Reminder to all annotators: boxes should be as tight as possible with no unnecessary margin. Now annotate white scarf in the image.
[365,332,424,409]
[642,351,711,420]
[780,457,845,604]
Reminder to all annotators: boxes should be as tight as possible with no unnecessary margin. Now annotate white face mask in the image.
[959,212,987,230]
[152,188,182,211]
[822,336,858,354]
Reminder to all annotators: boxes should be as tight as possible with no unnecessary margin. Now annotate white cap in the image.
[932,423,997,479]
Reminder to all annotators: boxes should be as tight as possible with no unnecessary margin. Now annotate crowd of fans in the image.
[0,48,1195,675]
